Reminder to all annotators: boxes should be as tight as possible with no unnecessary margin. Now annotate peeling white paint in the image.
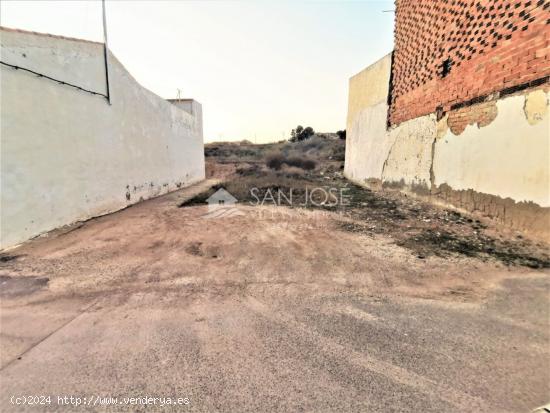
[524,89,549,126]
[434,93,550,207]
[345,55,549,211]
[382,114,437,188]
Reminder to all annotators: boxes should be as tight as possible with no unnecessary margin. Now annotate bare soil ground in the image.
[201,137,549,269]
[0,136,549,412]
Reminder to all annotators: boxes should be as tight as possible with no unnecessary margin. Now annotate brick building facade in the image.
[389,0,550,126]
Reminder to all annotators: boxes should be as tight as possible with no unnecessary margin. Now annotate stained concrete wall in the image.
[382,114,436,189]
[344,54,392,183]
[0,28,205,249]
[167,99,204,140]
[345,56,550,239]
[434,92,549,207]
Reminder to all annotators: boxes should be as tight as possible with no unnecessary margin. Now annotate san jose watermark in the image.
[201,186,351,220]
[249,186,351,207]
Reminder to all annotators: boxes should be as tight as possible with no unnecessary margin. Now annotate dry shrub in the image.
[301,159,317,170]
[285,156,316,170]
[281,165,305,178]
[298,137,324,151]
[267,153,317,171]
[332,144,345,161]
[266,153,285,170]
[236,163,261,176]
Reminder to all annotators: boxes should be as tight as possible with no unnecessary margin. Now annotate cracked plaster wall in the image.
[434,91,549,208]
[345,55,549,236]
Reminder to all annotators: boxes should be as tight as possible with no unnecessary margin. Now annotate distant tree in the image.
[302,127,315,140]
[289,125,315,142]
[290,129,296,142]
[336,130,346,140]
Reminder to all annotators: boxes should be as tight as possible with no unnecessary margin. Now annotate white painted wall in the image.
[434,92,550,207]
[382,114,436,188]
[168,99,204,140]
[346,101,393,183]
[344,54,393,184]
[0,28,205,249]
[345,56,549,209]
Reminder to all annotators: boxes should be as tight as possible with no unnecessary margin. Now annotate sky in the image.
[1,0,395,143]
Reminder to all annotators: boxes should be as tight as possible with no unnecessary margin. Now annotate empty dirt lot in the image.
[1,143,549,412]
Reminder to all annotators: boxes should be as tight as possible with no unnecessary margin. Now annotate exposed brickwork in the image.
[445,82,549,134]
[389,0,550,126]
[446,100,498,134]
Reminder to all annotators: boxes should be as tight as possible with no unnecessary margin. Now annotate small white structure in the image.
[0,27,205,249]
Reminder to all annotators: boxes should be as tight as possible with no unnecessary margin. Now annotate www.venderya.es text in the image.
[10,395,190,408]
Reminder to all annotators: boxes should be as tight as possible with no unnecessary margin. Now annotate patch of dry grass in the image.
[205,134,345,168]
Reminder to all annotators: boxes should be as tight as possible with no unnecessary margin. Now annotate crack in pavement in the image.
[0,299,98,371]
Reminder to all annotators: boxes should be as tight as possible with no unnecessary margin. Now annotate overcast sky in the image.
[1,0,395,143]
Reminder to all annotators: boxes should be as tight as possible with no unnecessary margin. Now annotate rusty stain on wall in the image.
[524,89,549,125]
[436,115,449,139]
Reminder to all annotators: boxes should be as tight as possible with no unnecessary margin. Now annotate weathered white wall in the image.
[382,114,436,189]
[168,99,204,140]
[344,54,393,183]
[1,28,205,249]
[434,92,550,207]
[345,56,549,236]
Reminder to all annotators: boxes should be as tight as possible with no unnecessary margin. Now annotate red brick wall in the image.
[389,0,550,126]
